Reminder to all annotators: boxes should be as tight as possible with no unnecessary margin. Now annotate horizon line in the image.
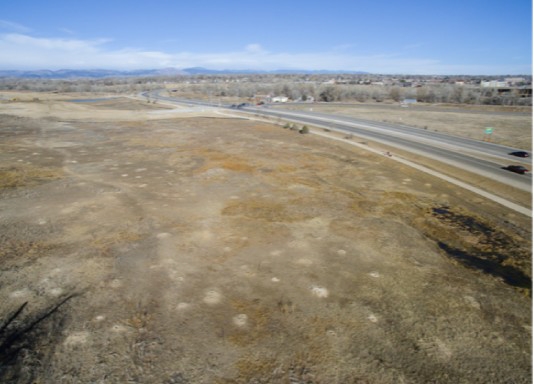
[0,67,531,78]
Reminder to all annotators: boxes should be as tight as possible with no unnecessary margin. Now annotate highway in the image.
[146,91,532,194]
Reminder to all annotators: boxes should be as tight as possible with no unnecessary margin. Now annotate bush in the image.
[299,125,309,134]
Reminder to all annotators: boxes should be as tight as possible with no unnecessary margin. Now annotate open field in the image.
[0,93,531,383]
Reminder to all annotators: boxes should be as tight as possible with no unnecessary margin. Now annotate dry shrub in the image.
[0,165,62,189]
[222,198,314,223]
[218,159,254,172]
[193,149,255,173]
[222,200,289,222]
[90,230,143,256]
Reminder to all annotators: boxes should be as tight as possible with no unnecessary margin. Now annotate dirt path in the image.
[0,96,531,383]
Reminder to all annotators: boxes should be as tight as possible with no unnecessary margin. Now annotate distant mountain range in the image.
[0,67,369,79]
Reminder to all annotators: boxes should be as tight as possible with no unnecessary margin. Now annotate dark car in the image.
[509,151,529,158]
[503,165,529,174]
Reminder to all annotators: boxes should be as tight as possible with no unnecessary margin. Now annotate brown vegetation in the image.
[0,94,530,383]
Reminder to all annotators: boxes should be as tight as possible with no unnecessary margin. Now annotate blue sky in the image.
[0,0,531,74]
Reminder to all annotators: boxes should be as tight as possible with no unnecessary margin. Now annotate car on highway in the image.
[230,103,248,109]
[503,165,529,174]
[509,151,529,158]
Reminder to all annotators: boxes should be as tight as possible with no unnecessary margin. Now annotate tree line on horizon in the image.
[0,74,531,106]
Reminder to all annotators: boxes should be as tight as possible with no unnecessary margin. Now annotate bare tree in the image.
[389,87,402,102]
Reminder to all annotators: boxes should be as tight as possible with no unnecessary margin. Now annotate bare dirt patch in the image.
[0,96,531,383]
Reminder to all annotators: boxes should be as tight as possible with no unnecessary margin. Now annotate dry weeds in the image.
[0,165,62,189]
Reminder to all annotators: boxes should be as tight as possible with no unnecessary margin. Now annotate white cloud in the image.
[0,20,31,33]
[58,27,76,35]
[245,43,266,54]
[0,33,529,75]
[2,33,110,51]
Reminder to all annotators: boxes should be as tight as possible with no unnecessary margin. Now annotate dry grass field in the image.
[0,93,531,383]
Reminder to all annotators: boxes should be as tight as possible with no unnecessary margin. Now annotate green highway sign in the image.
[485,127,494,134]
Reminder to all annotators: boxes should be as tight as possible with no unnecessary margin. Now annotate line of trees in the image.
[177,82,532,106]
[0,75,531,106]
[0,77,162,94]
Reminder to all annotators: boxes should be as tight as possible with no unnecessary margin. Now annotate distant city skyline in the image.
[0,0,531,75]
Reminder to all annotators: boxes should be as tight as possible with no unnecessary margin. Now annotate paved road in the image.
[266,108,532,163]
[147,91,532,193]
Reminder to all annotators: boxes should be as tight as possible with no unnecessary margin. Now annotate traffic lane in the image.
[244,107,531,192]
[270,102,532,117]
[253,107,531,163]
[319,114,533,165]
[338,122,533,190]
